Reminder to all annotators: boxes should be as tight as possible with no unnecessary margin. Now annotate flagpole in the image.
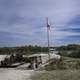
[46,17,50,60]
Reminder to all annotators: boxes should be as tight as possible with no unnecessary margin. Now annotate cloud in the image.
[0,0,80,47]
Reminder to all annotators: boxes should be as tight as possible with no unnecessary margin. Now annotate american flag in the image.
[46,17,50,30]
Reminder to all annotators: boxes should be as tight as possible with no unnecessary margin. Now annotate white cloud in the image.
[0,0,80,46]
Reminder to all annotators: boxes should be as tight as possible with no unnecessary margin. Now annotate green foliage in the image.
[0,44,80,58]
[57,44,80,58]
[69,50,80,58]
[57,44,80,51]
[45,57,80,70]
[45,57,67,70]
[0,45,48,55]
[58,51,69,57]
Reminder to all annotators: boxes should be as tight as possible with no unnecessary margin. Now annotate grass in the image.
[31,70,80,80]
[31,57,80,80]
[45,57,80,70]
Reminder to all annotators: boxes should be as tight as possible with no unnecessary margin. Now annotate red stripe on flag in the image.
[46,17,50,30]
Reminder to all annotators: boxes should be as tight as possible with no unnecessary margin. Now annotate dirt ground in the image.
[0,68,34,80]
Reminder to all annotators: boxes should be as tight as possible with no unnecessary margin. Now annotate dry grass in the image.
[45,57,80,70]
[31,70,80,80]
[31,57,80,80]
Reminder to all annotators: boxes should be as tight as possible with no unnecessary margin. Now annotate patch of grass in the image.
[31,57,80,80]
[45,57,80,70]
[31,70,80,80]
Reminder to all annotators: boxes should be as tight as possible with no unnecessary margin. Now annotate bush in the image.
[45,57,67,70]
[45,57,80,70]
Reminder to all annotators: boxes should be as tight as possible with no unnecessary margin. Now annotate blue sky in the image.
[0,0,80,47]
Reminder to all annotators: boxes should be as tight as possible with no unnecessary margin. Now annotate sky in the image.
[0,0,80,47]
